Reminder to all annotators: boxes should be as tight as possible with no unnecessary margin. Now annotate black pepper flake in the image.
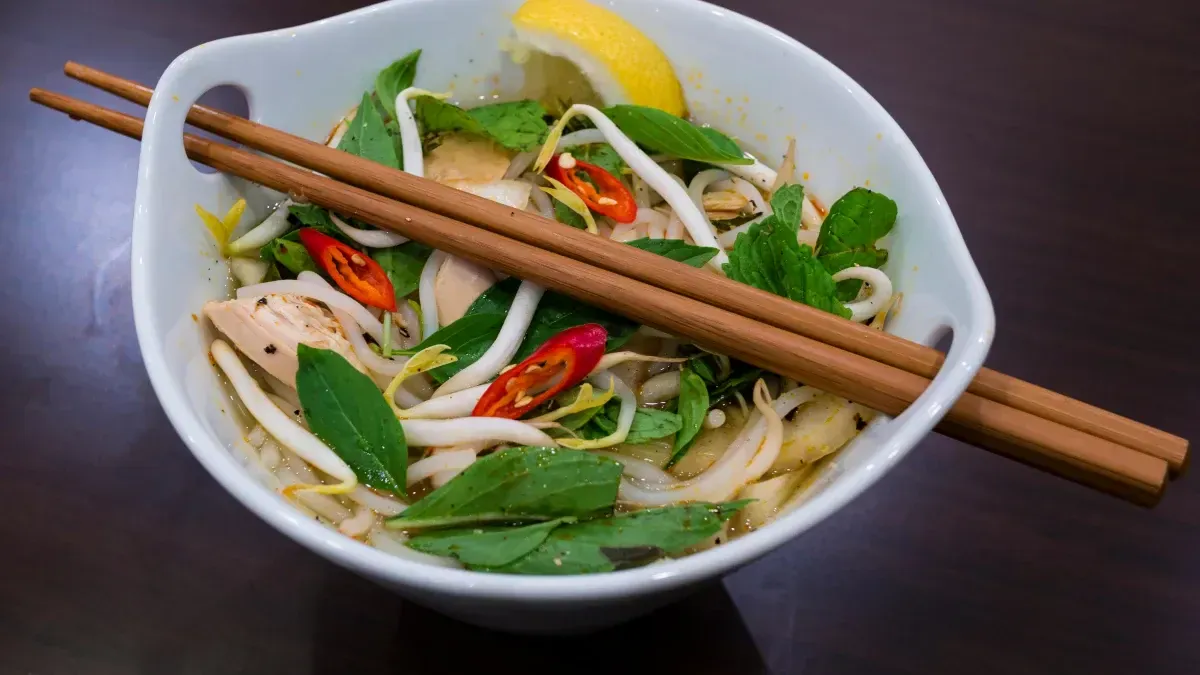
[257,297,268,306]
[264,344,277,354]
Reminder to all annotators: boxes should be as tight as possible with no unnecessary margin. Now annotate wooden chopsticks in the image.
[30,65,1188,506]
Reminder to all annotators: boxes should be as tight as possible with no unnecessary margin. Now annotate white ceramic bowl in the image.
[131,0,994,633]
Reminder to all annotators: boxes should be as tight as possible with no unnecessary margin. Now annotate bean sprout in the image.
[407,449,477,485]
[226,201,293,255]
[400,417,557,447]
[418,250,448,338]
[833,266,894,322]
[329,212,408,248]
[434,280,545,396]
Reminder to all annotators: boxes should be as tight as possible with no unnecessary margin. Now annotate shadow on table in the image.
[311,577,767,675]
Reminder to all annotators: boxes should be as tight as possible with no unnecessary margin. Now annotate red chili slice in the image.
[297,228,397,311]
[545,154,638,223]
[472,324,609,419]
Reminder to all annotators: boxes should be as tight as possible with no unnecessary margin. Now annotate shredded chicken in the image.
[424,135,513,185]
[434,256,497,325]
[204,294,366,386]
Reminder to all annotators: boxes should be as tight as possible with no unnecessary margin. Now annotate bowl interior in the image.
[131,0,994,601]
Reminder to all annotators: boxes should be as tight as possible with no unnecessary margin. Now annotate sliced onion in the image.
[833,267,894,322]
[558,372,636,450]
[527,180,555,219]
[236,278,385,344]
[230,257,269,287]
[211,340,356,485]
[329,212,408,248]
[640,370,681,403]
[556,128,606,149]
[434,280,545,396]
[400,417,556,447]
[593,351,686,372]
[617,385,817,506]
[407,449,477,485]
[226,201,293,255]
[418,251,448,338]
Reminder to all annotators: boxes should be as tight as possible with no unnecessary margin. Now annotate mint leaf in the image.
[371,241,432,302]
[415,97,549,151]
[816,187,897,300]
[295,346,408,494]
[375,50,421,120]
[388,447,622,530]
[338,91,401,169]
[486,502,750,575]
[407,518,573,567]
[723,184,852,319]
[667,366,709,468]
[626,238,719,268]
[601,105,751,164]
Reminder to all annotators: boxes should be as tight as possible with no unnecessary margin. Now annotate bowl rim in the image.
[131,0,995,602]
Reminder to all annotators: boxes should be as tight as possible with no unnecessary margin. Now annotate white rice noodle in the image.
[401,384,487,419]
[593,451,679,486]
[833,267,894,322]
[434,280,545,396]
[640,370,681,403]
[348,486,407,517]
[264,372,301,411]
[259,439,283,469]
[247,425,267,448]
[329,212,408,248]
[689,169,730,214]
[418,250,448,339]
[633,207,669,240]
[400,418,557,448]
[610,220,645,243]
[236,278,385,344]
[368,526,463,568]
[407,449,477,485]
[338,506,376,537]
[665,210,684,240]
[632,175,652,208]
[394,87,448,178]
[617,384,817,506]
[226,201,293,255]
[547,105,727,269]
[230,257,269,287]
[211,340,357,486]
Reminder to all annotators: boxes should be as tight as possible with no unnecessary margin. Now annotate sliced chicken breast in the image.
[434,256,497,326]
[204,294,366,387]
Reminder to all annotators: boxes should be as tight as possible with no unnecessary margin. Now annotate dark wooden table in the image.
[3,0,1197,672]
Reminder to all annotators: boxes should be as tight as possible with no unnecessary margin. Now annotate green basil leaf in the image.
[415,97,549,151]
[371,241,433,302]
[625,407,683,445]
[625,237,719,268]
[403,312,508,383]
[815,187,897,301]
[723,184,852,320]
[338,91,401,169]
[513,291,638,360]
[387,447,622,530]
[601,105,752,164]
[375,50,421,120]
[667,366,709,468]
[264,236,319,275]
[708,366,764,408]
[406,518,573,567]
[553,198,588,229]
[486,501,751,575]
[575,143,625,176]
[295,345,408,494]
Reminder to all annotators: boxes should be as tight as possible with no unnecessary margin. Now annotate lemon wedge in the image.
[512,0,686,117]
